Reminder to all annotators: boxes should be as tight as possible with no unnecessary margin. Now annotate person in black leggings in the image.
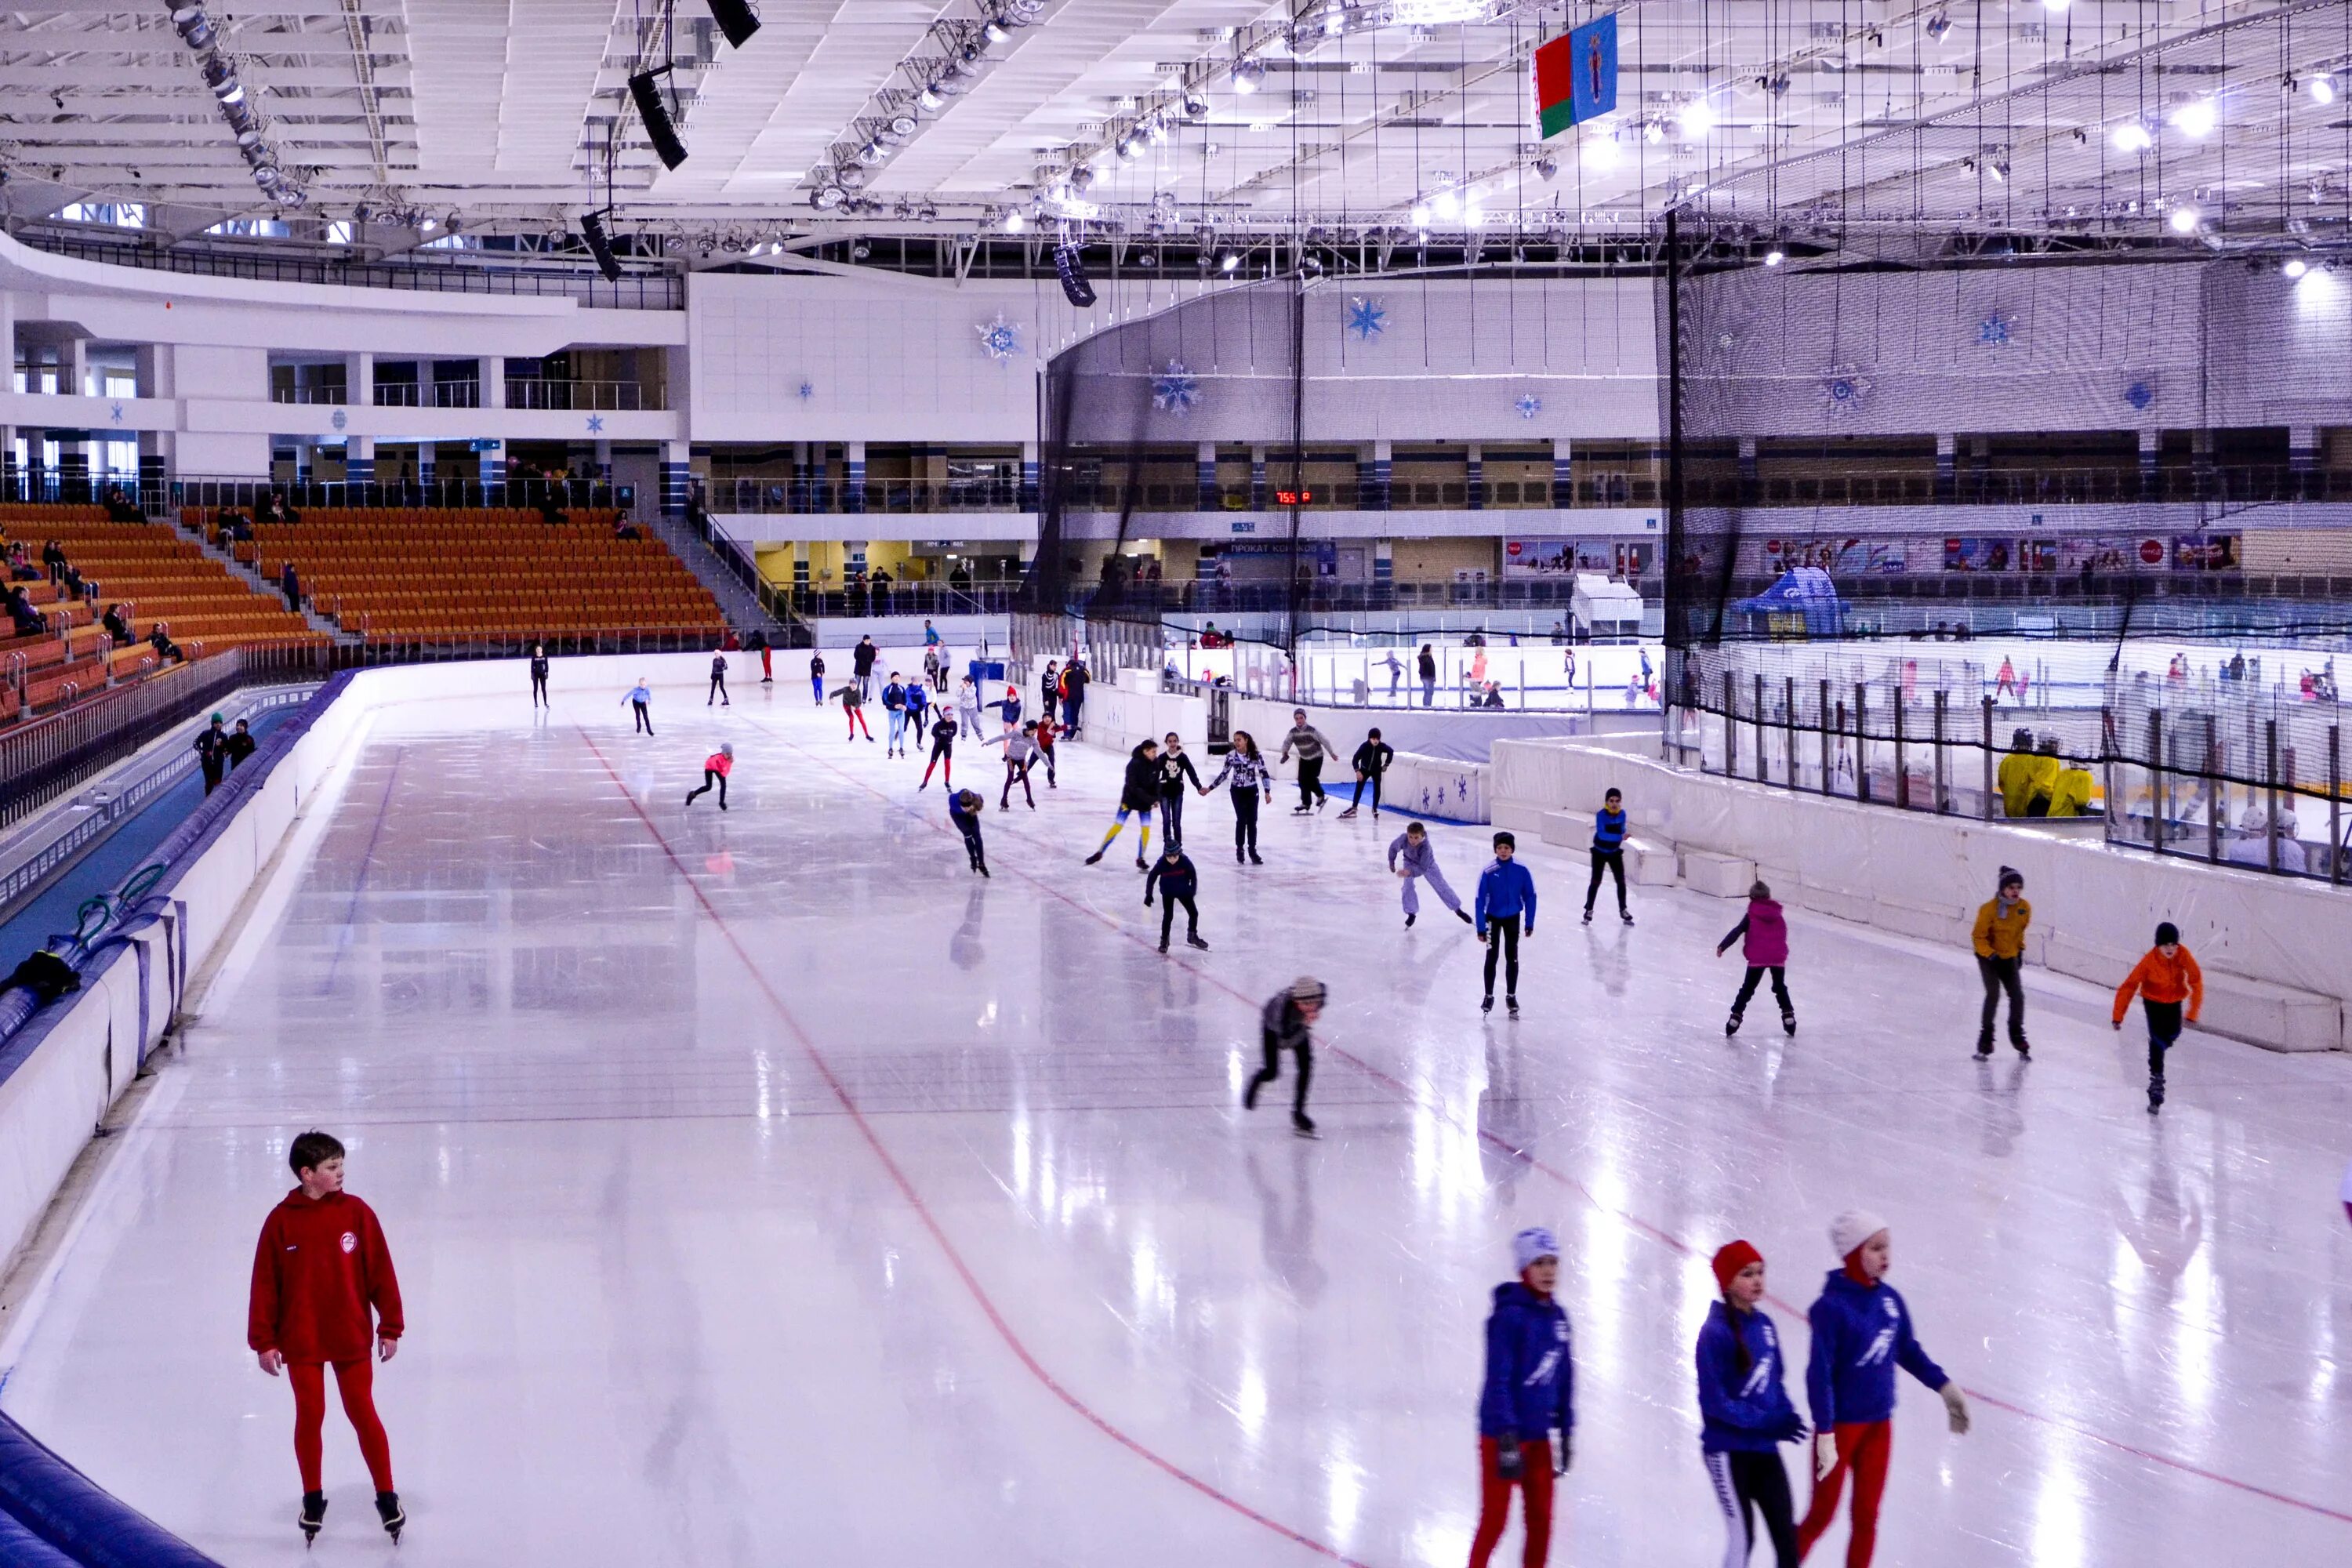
[1339,728,1392,819]
[1203,731,1270,866]
[1697,1240,1804,1568]
[1156,731,1203,848]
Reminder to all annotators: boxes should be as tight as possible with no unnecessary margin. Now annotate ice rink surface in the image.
[5,673,2352,1566]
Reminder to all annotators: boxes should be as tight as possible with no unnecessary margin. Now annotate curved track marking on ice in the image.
[575,728,1374,1568]
[746,717,2352,1533]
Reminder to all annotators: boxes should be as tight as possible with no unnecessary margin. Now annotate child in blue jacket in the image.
[1475,832,1537,1017]
[948,789,988,877]
[1795,1212,1970,1568]
[1469,1226,1573,1568]
[1581,786,1634,926]
[1696,1240,1805,1567]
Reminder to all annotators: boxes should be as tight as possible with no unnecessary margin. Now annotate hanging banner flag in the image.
[1533,14,1619,138]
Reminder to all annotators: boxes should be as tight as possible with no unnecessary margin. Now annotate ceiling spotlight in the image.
[858,140,887,165]
[2167,203,2201,233]
[1642,119,1666,145]
[1678,98,1716,136]
[2169,98,2218,139]
[1233,58,1265,95]
[1003,208,1025,232]
[1219,250,1240,272]
[1764,248,1785,266]
[982,17,1011,45]
[918,83,945,111]
[2284,257,2310,278]
[836,163,868,188]
[811,183,844,210]
[1584,132,1621,171]
[1433,188,1461,220]
[887,114,918,138]
[2042,0,2071,12]
[420,216,437,231]
[1409,202,1432,227]
[2111,122,2153,154]
[1183,91,1210,119]
[1069,163,1095,191]
[1987,155,2010,183]
[1534,155,1559,182]
[1924,12,1952,42]
[2309,74,2339,107]
[1117,128,1145,158]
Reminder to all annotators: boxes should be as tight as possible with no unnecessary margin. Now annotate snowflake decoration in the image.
[585,414,604,434]
[2123,377,2155,411]
[1152,360,1200,416]
[1820,365,1874,417]
[108,403,125,424]
[797,380,815,401]
[330,408,349,431]
[975,313,1022,362]
[1515,394,1543,419]
[1345,296,1388,342]
[1977,312,2013,347]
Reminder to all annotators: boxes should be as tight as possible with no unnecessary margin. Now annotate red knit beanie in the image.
[1711,1239,1763,1295]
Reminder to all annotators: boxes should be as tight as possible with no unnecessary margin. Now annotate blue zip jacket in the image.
[1804,1269,1948,1428]
[1477,1282,1574,1439]
[1592,807,1628,851]
[1474,859,1537,937]
[1695,1302,1804,1454]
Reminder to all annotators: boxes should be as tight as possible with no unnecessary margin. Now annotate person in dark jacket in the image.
[920,711,959,789]
[1338,728,1393,819]
[1156,732,1204,848]
[1474,832,1538,1016]
[1143,843,1208,953]
[1084,739,1162,868]
[808,652,826,706]
[1278,710,1337,813]
[1418,642,1438,706]
[195,713,231,795]
[1581,787,1634,926]
[528,644,550,709]
[881,673,909,756]
[1468,1225,1574,1568]
[832,681,874,742]
[281,559,302,615]
[949,789,989,876]
[1060,658,1090,735]
[1717,880,1795,1036]
[1243,976,1325,1135]
[707,651,730,707]
[1697,1240,1806,1568]
[851,635,877,699]
[1795,1213,1970,1568]
[225,717,259,771]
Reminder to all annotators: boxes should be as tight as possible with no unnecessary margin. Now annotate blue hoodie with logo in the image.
[1695,1301,1804,1454]
[1803,1269,1948,1429]
[1476,1282,1575,1440]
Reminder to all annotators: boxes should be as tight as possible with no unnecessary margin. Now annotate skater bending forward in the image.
[1717,881,1795,1036]
[685,742,734,810]
[949,789,989,876]
[1144,842,1208,953]
[249,1130,406,1544]
[1245,976,1326,1136]
[1388,820,1472,927]
[1468,1226,1575,1568]
[1086,740,1162,868]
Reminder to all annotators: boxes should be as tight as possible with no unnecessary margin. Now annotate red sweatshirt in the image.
[704,751,732,777]
[248,1189,405,1364]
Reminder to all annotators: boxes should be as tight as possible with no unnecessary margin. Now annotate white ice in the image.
[4,673,2351,1567]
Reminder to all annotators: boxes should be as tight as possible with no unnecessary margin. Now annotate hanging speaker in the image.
[581,211,622,282]
[705,0,761,49]
[629,69,688,169]
[1054,242,1097,308]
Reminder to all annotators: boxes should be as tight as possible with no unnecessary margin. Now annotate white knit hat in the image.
[1830,1210,1889,1260]
[1512,1226,1560,1273]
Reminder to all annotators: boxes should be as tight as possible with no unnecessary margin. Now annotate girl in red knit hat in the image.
[1694,1240,1806,1566]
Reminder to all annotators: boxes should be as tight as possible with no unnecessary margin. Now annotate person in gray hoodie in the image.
[1278,708,1338,813]
[1387,820,1474,928]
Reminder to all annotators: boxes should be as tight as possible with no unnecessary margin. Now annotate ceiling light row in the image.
[162,2,304,206]
[809,3,1044,212]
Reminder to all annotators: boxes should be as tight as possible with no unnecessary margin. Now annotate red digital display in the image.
[1273,488,1314,506]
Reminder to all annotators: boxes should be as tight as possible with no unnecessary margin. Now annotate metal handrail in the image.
[371,381,483,408]
[501,378,654,412]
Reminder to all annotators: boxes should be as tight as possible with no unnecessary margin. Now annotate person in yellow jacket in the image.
[1994,728,2042,818]
[2047,757,2096,817]
[2113,922,2203,1114]
[1971,866,2031,1058]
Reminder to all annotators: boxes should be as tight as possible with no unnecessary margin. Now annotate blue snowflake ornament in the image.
[975,313,1022,362]
[2123,377,2154,411]
[797,380,815,401]
[1820,365,1873,417]
[1977,312,2013,347]
[1152,361,1200,416]
[1516,394,1543,420]
[1345,296,1388,343]
[330,408,349,431]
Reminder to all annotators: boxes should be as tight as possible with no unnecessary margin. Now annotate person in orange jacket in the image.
[2113,921,2202,1114]
[248,1129,405,1544]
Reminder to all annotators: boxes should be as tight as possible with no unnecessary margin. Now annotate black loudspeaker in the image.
[1054,241,1098,308]
[629,70,688,169]
[581,212,622,281]
[706,0,761,49]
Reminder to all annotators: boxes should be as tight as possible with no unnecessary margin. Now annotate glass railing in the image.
[372,382,483,408]
[502,379,654,412]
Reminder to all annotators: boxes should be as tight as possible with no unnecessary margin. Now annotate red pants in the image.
[1467,1436,1554,1568]
[289,1359,394,1494]
[759,648,771,678]
[846,708,871,739]
[1796,1421,1890,1566]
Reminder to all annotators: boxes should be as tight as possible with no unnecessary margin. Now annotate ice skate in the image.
[1581,908,1593,925]
[375,1490,405,1543]
[1454,908,1472,925]
[1291,1112,1318,1138]
[1292,804,1312,815]
[1249,852,1264,866]
[1134,856,1147,870]
[1726,1009,1744,1037]
[1620,910,1635,927]
[2147,1075,2165,1114]
[1243,1075,1264,1110]
[1505,995,1519,1018]
[2013,1036,2031,1059]
[1405,912,1417,927]
[1186,934,1209,949]
[1781,1007,1797,1036]
[1482,994,1494,1014]
[1338,806,1358,818]
[1158,938,1169,953]
[1084,849,1105,866]
[299,1492,327,1546]
[1973,1040,1994,1060]
[1236,848,1245,863]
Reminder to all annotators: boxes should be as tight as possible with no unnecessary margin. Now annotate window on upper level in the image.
[59,201,146,227]
[205,217,290,238]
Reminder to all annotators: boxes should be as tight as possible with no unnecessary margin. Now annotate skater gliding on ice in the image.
[1203,731,1271,865]
[1718,882,1795,1036]
[808,652,826,706]
[1156,732,1203,848]
[1582,787,1635,926]
[1339,728,1393,819]
[707,652,730,706]
[1084,739,1161,868]
[1000,722,1042,811]
[622,677,653,735]
[684,742,733,810]
[949,788,989,876]
[248,1130,406,1546]
[1796,1214,1969,1568]
[528,644,550,709]
[2113,922,2203,1113]
[1696,1241,1805,1568]
[833,680,874,742]
[1279,710,1337,813]
[1244,976,1326,1136]
[1388,820,1472,927]
[1475,832,1537,1016]
[1144,843,1208,953]
[882,673,909,756]
[920,710,959,789]
[1467,1226,1574,1568]
[1971,867,2032,1058]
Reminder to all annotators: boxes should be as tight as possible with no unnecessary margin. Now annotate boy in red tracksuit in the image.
[2113,921,2203,1115]
[249,1130,407,1544]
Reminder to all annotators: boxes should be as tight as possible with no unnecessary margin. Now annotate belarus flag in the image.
[1533,15,1619,139]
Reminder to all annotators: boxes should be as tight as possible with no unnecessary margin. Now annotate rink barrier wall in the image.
[0,1411,222,1568]
[1491,736,2350,1053]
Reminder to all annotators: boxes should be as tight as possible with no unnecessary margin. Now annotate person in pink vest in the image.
[1717,880,1795,1036]
[684,742,734,811]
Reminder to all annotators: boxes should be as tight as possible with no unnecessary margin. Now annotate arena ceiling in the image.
[0,1,2345,257]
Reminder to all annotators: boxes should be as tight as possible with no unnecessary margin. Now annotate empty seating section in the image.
[219,507,724,642]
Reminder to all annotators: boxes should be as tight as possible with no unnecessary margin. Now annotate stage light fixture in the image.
[1003,208,1025,232]
[2167,203,2201,233]
[1409,202,1432,227]
[2169,98,2217,139]
[1117,128,1145,158]
[2310,74,2338,107]
[810,183,845,210]
[1764,248,1785,266]
[1219,250,1240,272]
[1183,91,1210,119]
[581,210,623,281]
[1678,98,1715,137]
[1233,59,1265,94]
[2284,258,2309,278]
[887,113,918,138]
[1924,12,1951,42]
[2112,122,2153,154]
[1433,189,1461,220]
[982,16,1011,45]
[630,69,688,169]
[706,0,761,50]
[918,83,945,111]
[1534,156,1559,182]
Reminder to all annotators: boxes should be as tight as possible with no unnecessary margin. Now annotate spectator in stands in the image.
[232,514,256,543]
[5,543,34,581]
[103,603,133,646]
[62,561,90,603]
[281,561,303,615]
[104,485,144,523]
[949,560,973,591]
[869,567,892,612]
[614,518,643,542]
[6,585,45,638]
[537,492,568,525]
[42,539,66,583]
[148,620,183,662]
[226,718,258,771]
[255,491,283,524]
